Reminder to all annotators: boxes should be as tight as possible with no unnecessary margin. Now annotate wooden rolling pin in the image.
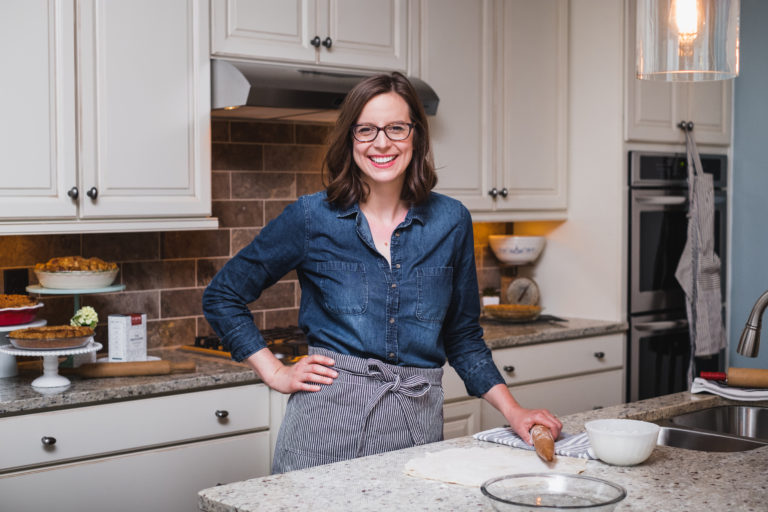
[701,367,768,389]
[530,424,555,462]
[75,360,196,378]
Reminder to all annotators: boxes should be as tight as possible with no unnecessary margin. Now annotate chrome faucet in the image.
[737,290,768,357]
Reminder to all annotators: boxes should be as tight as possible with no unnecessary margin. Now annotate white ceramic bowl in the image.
[585,418,660,466]
[35,269,119,290]
[488,236,545,265]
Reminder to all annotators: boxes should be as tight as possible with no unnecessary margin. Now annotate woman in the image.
[203,72,561,473]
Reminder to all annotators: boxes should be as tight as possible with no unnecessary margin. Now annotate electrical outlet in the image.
[3,269,29,294]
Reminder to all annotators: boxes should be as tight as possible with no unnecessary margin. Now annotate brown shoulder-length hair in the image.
[323,72,437,208]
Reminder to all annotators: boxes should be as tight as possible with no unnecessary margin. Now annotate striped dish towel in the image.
[473,427,596,460]
[690,377,768,401]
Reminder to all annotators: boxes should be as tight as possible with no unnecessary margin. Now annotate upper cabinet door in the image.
[498,0,568,212]
[318,0,409,71]
[624,0,732,146]
[210,0,317,63]
[77,0,211,219]
[0,0,77,220]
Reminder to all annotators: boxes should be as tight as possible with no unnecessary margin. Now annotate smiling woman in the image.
[202,71,561,476]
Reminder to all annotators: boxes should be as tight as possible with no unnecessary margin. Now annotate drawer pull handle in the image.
[592,405,604,410]
[594,352,605,359]
[503,365,515,373]
[41,436,57,446]
[215,410,229,419]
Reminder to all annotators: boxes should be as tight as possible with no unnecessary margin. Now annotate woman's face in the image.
[352,92,414,189]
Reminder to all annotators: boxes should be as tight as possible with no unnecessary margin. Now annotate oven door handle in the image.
[633,319,689,332]
[634,196,687,205]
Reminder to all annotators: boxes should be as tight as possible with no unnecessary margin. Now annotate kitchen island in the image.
[198,391,768,512]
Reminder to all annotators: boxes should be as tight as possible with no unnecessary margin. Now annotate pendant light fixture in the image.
[636,0,740,81]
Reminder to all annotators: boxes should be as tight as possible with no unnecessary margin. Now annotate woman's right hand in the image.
[245,348,338,394]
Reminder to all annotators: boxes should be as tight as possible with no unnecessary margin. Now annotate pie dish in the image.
[9,325,94,350]
[34,256,119,290]
[483,304,542,323]
[0,295,44,326]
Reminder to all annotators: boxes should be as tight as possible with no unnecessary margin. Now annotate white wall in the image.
[527,0,626,322]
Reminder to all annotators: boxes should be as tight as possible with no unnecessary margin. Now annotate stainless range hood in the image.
[211,58,439,122]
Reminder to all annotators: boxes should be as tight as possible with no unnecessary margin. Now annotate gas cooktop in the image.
[180,326,308,362]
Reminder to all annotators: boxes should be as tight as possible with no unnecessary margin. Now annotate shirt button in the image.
[395,263,401,269]
[388,352,396,359]
[389,317,395,324]
[391,283,397,288]
[395,232,400,237]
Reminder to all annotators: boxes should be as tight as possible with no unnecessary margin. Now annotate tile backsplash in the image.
[0,120,508,352]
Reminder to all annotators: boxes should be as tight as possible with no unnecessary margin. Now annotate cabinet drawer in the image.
[481,369,625,430]
[0,384,268,472]
[492,334,624,386]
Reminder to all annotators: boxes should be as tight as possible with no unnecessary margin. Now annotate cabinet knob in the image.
[499,187,508,198]
[322,36,333,49]
[594,351,605,359]
[67,186,79,200]
[86,187,98,200]
[503,365,515,373]
[41,436,57,446]
[310,36,321,47]
[215,409,229,419]
[488,187,499,198]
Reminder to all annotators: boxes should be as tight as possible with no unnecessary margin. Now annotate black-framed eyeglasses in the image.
[351,122,414,142]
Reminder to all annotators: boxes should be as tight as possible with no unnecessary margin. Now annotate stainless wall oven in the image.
[627,151,727,402]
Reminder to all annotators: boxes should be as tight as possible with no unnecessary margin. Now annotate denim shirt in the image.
[202,191,504,397]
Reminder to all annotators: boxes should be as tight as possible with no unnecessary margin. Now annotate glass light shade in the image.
[636,0,740,81]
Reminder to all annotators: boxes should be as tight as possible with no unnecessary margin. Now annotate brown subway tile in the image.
[472,222,510,246]
[477,267,501,294]
[295,124,332,144]
[263,145,325,171]
[0,234,80,267]
[162,230,230,259]
[212,200,264,228]
[84,291,161,320]
[212,143,263,171]
[83,233,161,262]
[296,172,324,196]
[122,260,196,290]
[250,281,295,310]
[231,121,294,144]
[231,228,259,254]
[212,171,231,200]
[232,171,295,199]
[161,288,205,318]
[35,296,76,326]
[197,257,230,287]
[264,200,293,224]
[212,120,229,142]
[264,308,300,329]
[147,317,197,348]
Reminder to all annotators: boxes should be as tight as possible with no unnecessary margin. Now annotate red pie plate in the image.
[0,303,44,327]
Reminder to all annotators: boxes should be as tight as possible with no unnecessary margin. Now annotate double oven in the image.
[627,151,727,402]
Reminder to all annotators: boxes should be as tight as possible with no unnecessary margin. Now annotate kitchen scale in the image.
[500,267,540,306]
[487,235,545,307]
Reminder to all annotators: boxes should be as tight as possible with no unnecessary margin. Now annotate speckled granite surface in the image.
[198,393,768,512]
[0,317,626,415]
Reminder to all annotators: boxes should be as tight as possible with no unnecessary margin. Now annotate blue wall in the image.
[729,0,768,369]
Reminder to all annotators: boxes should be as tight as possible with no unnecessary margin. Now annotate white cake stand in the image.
[0,341,102,388]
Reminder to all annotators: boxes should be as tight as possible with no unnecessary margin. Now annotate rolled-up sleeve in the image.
[202,197,308,361]
[441,206,504,397]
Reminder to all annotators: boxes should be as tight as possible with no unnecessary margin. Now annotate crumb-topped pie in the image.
[8,325,94,349]
[35,256,117,272]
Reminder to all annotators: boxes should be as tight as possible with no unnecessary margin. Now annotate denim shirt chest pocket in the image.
[317,261,368,315]
[416,266,453,323]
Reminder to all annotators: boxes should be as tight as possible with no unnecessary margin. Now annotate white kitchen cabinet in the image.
[0,384,271,512]
[0,0,215,234]
[211,0,413,73]
[425,0,568,221]
[624,0,733,146]
[442,333,625,432]
[443,398,482,440]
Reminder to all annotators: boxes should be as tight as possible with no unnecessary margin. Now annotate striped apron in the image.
[271,347,444,474]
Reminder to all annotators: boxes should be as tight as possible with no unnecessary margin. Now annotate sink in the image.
[657,426,768,452]
[654,405,768,452]
[669,405,768,441]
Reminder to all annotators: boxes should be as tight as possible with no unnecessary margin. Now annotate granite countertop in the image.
[0,317,626,415]
[198,392,768,512]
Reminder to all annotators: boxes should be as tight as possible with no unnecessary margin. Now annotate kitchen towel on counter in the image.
[473,426,596,459]
[690,377,768,401]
